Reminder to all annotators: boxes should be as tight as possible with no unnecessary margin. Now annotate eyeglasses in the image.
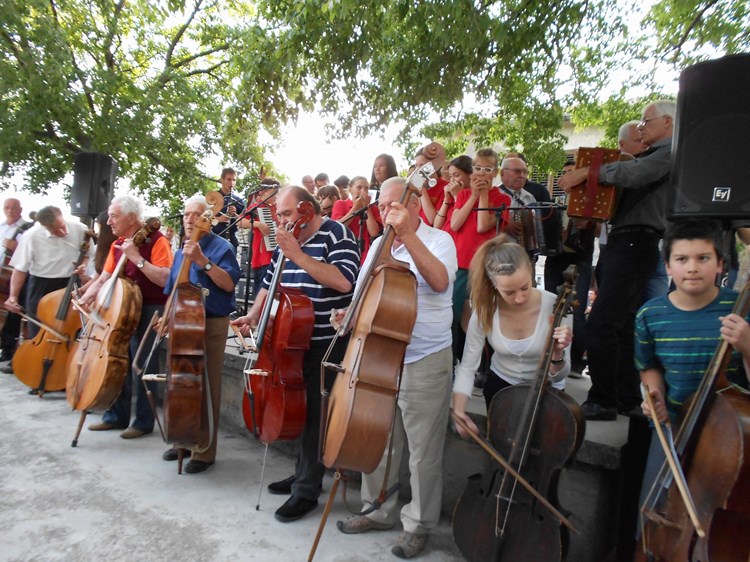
[472,165,496,174]
[502,167,528,175]
[637,115,668,129]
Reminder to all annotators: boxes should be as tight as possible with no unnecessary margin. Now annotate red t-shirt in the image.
[331,198,382,262]
[451,187,511,269]
[419,177,448,225]
[250,203,276,268]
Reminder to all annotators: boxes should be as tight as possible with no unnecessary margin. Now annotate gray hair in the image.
[646,99,677,120]
[618,120,641,142]
[183,195,210,212]
[110,195,144,220]
[382,176,419,203]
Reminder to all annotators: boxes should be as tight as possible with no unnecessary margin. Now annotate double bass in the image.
[13,232,92,395]
[320,162,434,473]
[639,281,750,561]
[239,200,315,444]
[66,218,161,447]
[452,267,584,562]
[137,210,213,471]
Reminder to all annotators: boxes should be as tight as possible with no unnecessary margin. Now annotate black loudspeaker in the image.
[668,54,750,219]
[70,152,117,218]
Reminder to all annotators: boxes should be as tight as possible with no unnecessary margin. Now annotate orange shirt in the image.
[103,235,173,274]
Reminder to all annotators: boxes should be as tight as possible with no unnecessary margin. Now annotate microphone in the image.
[246,184,279,199]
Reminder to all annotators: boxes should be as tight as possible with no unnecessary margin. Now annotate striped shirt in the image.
[262,218,360,341]
[634,287,747,421]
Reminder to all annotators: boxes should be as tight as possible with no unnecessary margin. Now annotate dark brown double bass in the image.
[135,210,213,473]
[66,219,160,447]
[13,232,92,395]
[239,200,315,444]
[639,281,750,562]
[452,267,584,562]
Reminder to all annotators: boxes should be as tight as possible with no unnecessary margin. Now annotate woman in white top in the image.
[452,235,573,437]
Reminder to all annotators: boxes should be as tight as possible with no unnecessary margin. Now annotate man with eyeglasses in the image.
[559,99,676,421]
[498,156,545,253]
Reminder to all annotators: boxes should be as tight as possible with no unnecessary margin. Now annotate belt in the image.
[609,225,662,237]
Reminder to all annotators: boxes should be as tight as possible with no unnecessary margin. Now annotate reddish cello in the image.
[452,267,583,562]
[239,200,315,444]
[639,281,750,562]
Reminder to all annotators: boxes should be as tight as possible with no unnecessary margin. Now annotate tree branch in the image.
[164,0,205,69]
[172,43,230,69]
[48,0,97,116]
[668,0,720,61]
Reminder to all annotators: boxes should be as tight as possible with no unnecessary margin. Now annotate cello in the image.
[66,218,160,447]
[239,200,315,444]
[320,163,436,474]
[13,232,92,395]
[136,210,214,472]
[452,267,584,562]
[639,281,750,562]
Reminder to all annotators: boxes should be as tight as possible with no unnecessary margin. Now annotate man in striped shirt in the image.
[233,185,360,522]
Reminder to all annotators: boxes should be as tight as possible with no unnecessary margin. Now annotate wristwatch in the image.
[203,261,213,272]
[136,259,146,269]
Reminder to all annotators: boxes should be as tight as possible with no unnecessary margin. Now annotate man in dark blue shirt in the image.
[161,195,241,473]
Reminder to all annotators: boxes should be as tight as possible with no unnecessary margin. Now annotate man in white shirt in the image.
[335,177,457,559]
[4,206,92,338]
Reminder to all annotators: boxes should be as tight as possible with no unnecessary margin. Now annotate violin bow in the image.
[641,384,706,538]
[451,410,577,533]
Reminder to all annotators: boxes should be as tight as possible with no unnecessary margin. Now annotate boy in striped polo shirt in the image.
[634,219,750,521]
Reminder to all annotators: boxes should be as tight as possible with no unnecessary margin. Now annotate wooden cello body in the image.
[66,277,141,411]
[452,267,584,562]
[242,287,313,442]
[321,164,435,473]
[453,387,584,562]
[14,287,82,392]
[67,219,158,413]
[241,201,314,443]
[640,283,750,562]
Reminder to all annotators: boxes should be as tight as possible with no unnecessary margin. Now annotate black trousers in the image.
[586,230,660,409]
[26,276,70,338]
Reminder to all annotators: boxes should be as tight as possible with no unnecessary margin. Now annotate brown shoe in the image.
[88,422,127,431]
[120,427,151,439]
[337,515,393,534]
[392,532,428,559]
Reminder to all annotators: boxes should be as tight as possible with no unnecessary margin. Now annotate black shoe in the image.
[162,448,191,462]
[0,364,13,374]
[581,400,618,421]
[184,459,214,474]
[268,475,296,495]
[274,495,318,522]
[0,351,13,362]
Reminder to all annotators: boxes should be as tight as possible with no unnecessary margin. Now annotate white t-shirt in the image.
[453,288,571,396]
[10,220,93,277]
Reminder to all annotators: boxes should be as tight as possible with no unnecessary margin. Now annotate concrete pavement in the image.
[0,369,462,562]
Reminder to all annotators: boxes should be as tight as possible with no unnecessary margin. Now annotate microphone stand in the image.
[474,204,509,237]
[237,188,280,325]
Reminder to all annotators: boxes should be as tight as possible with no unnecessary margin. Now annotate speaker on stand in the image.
[70,152,117,221]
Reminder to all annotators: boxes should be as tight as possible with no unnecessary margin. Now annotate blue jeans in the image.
[102,304,163,431]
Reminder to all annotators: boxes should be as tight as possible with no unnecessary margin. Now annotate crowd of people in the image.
[2,97,750,560]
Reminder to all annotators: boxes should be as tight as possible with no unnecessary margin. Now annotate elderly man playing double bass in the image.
[334,176,457,559]
[159,195,241,473]
[80,195,173,439]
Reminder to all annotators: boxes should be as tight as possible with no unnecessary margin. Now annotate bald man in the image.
[0,198,31,364]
